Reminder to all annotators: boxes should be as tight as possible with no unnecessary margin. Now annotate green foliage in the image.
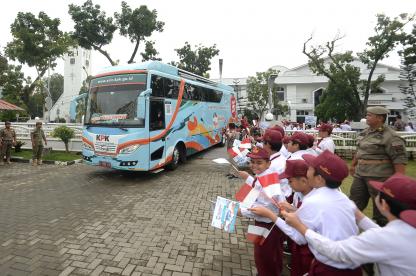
[171,42,219,77]
[114,2,164,64]
[41,73,64,104]
[304,14,412,119]
[69,0,117,65]
[401,24,416,65]
[14,141,25,152]
[51,126,75,152]
[5,11,73,94]
[399,59,416,112]
[246,69,279,119]
[141,41,162,62]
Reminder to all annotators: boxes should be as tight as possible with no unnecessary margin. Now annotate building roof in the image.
[0,100,25,111]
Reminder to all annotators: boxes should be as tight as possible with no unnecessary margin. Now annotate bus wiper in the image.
[119,127,128,131]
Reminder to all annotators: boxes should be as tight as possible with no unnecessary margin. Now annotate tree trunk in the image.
[128,41,140,64]
[95,47,116,66]
[64,142,69,153]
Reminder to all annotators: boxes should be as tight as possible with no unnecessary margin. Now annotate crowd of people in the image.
[224,107,415,276]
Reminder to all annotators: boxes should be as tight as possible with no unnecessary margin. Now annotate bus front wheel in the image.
[166,145,183,170]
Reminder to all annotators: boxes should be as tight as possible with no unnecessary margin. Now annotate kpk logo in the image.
[96,135,110,142]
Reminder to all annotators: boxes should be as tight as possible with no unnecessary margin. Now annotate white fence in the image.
[4,123,83,152]
[3,123,416,155]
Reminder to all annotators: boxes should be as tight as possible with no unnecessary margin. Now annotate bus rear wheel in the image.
[166,145,183,170]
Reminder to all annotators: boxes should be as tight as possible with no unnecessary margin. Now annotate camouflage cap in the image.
[367,106,389,115]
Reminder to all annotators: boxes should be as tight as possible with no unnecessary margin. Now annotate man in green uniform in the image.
[0,121,17,165]
[349,106,407,226]
[31,122,47,166]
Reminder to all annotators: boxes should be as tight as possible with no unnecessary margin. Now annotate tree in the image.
[141,41,162,62]
[304,14,412,118]
[246,69,279,119]
[69,0,117,66]
[171,42,219,77]
[5,11,73,95]
[399,59,416,115]
[0,51,28,121]
[401,24,416,65]
[41,73,64,104]
[51,125,75,152]
[114,2,164,64]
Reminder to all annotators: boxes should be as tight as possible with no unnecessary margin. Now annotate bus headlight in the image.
[83,142,94,151]
[120,144,140,154]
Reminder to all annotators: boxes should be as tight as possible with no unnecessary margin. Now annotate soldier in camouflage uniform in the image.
[0,121,16,165]
[349,106,407,226]
[31,122,47,166]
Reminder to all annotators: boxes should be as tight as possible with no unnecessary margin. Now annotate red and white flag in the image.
[257,173,281,198]
[246,224,271,245]
[228,147,249,163]
[239,138,252,150]
[235,179,260,208]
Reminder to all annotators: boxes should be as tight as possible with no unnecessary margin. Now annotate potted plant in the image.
[14,141,25,152]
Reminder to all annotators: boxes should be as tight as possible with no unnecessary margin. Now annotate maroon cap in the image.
[369,173,416,228]
[269,125,285,137]
[319,123,333,135]
[282,136,291,144]
[302,150,348,182]
[280,160,308,179]
[289,132,309,146]
[263,129,283,144]
[247,146,270,160]
[306,134,315,147]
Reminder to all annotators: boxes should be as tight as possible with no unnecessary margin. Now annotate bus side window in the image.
[151,75,165,97]
[165,78,179,99]
[150,100,165,131]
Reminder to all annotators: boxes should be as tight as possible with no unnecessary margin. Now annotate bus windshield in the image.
[85,74,147,127]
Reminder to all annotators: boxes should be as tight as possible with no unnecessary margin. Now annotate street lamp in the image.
[268,74,278,113]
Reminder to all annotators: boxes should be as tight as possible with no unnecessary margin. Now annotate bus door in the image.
[149,98,166,169]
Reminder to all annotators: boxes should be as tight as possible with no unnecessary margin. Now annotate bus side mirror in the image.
[137,89,150,119]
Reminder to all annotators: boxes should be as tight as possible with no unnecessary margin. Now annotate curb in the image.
[10,157,83,166]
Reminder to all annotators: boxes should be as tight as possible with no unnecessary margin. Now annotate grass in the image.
[340,159,416,217]
[12,149,81,162]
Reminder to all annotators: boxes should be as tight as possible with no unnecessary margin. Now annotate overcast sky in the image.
[1,0,415,79]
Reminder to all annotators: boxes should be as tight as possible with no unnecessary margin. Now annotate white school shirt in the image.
[305,218,416,276]
[269,152,292,198]
[275,187,358,269]
[279,144,290,158]
[315,137,335,154]
[240,168,281,223]
[287,149,309,160]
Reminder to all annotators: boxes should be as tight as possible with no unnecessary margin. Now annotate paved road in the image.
[1,147,290,276]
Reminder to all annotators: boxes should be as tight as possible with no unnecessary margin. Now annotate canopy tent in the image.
[0,100,25,111]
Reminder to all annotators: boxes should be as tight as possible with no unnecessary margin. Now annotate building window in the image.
[70,58,76,65]
[296,110,309,116]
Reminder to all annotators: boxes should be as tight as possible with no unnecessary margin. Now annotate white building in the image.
[220,58,409,124]
[48,47,91,122]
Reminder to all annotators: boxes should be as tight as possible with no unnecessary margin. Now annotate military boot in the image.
[37,160,42,165]
[6,158,11,164]
[32,159,37,166]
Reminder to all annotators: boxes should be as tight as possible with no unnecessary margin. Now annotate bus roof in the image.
[95,61,233,92]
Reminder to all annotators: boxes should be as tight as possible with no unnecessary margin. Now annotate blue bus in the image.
[81,61,236,171]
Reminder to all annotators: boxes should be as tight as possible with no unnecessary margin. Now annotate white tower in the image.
[49,47,91,122]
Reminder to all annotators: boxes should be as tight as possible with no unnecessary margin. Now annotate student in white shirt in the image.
[286,132,310,160]
[314,123,336,154]
[237,147,283,276]
[283,173,416,276]
[251,150,361,275]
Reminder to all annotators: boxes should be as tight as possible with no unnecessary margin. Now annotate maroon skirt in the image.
[254,220,284,276]
[290,243,313,276]
[309,259,362,276]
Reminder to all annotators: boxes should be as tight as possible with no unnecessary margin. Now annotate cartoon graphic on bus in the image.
[79,61,236,171]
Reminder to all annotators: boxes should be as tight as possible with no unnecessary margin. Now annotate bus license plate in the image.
[99,161,111,168]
